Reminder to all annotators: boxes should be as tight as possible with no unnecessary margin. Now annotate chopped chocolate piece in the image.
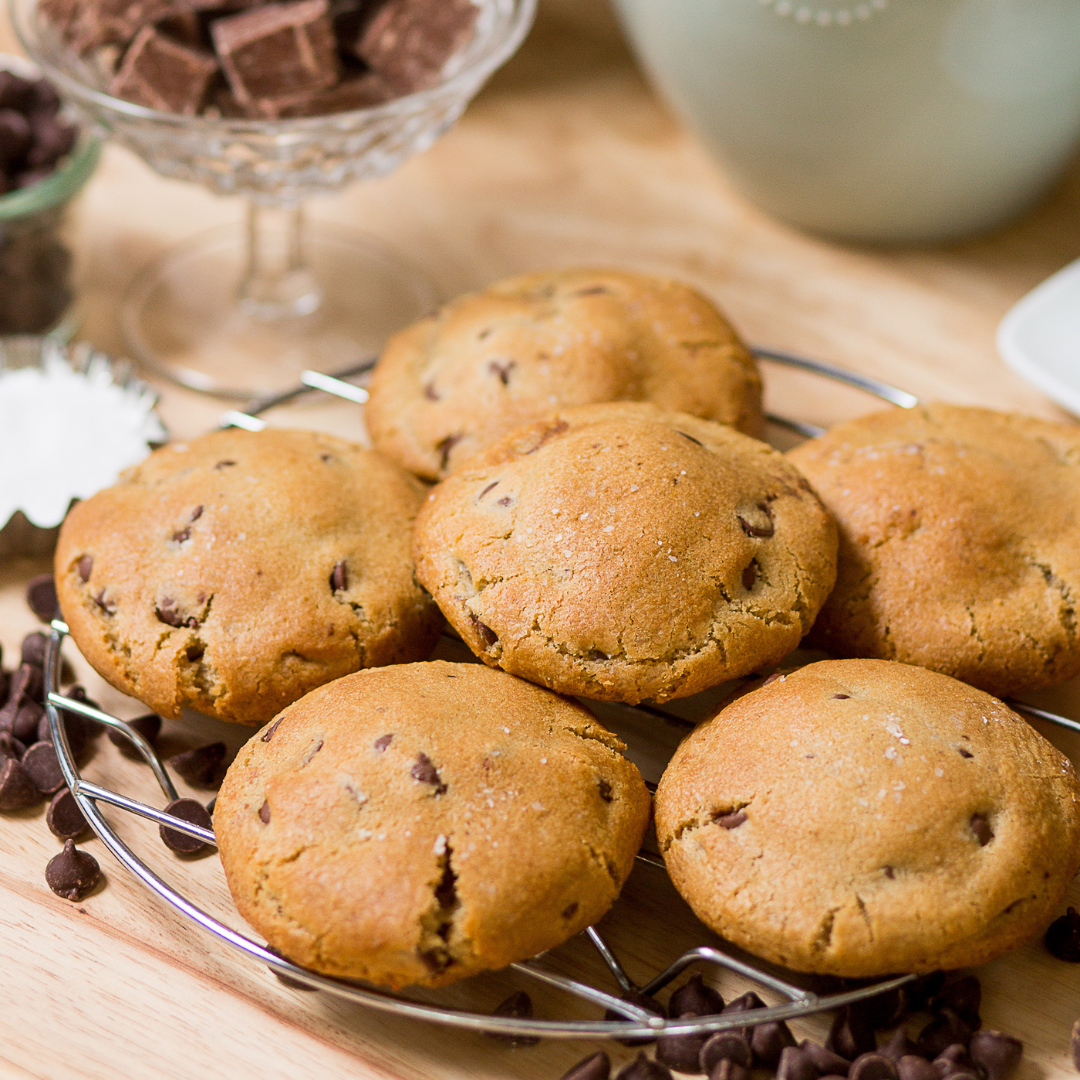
[159,796,213,854]
[357,0,478,95]
[0,109,31,167]
[46,839,101,900]
[47,788,90,840]
[934,976,980,1026]
[43,0,180,54]
[670,973,724,1018]
[615,1053,672,1080]
[22,741,65,794]
[917,1010,974,1060]
[897,1056,940,1080]
[111,25,219,115]
[560,1052,611,1080]
[13,699,45,744]
[968,1032,1021,1080]
[604,991,666,1047]
[21,631,47,668]
[753,1021,797,1068]
[26,116,77,169]
[108,713,162,757]
[0,755,40,809]
[828,1006,877,1060]
[700,1032,753,1072]
[879,1029,916,1063]
[850,1052,899,1080]
[0,732,25,760]
[488,990,540,1046]
[709,1062,751,1080]
[279,70,393,116]
[212,0,340,116]
[168,741,226,789]
[800,1039,851,1075]
[777,1045,819,1080]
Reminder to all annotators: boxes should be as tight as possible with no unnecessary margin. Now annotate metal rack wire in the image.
[38,350,1080,1041]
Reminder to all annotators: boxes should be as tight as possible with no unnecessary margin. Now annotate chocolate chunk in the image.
[26,574,59,622]
[560,1052,611,1080]
[47,788,89,840]
[0,732,25,760]
[21,631,47,668]
[13,699,45,744]
[168,741,226,789]
[0,755,40,809]
[278,70,393,116]
[213,0,340,116]
[159,797,213,854]
[969,814,993,846]
[258,799,270,824]
[709,1062,751,1080]
[968,1032,1021,1080]
[777,1046,819,1080]
[753,1021,797,1068]
[22,741,65,794]
[488,990,540,1046]
[45,839,101,901]
[604,991,666,1047]
[828,1007,877,1061]
[897,1056,940,1080]
[878,1029,915,1063]
[77,554,93,581]
[108,713,162,757]
[800,1039,851,1075]
[700,1032,753,1071]
[330,561,348,592]
[357,0,479,94]
[111,25,218,115]
[917,1011,974,1060]
[373,733,392,751]
[850,1053,898,1080]
[614,1053,672,1080]
[670,973,724,1018]
[410,752,447,794]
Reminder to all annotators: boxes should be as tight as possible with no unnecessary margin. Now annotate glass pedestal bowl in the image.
[12,0,536,398]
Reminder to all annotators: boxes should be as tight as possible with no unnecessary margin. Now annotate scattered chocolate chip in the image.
[11,662,44,704]
[45,839,100,901]
[709,1062,751,1080]
[470,614,498,649]
[77,554,93,581]
[329,561,349,593]
[64,685,100,713]
[159,797,213,854]
[828,1007,877,1061]
[968,1032,1021,1080]
[261,718,283,743]
[957,747,974,759]
[21,631,48,668]
[36,708,90,757]
[737,503,775,538]
[47,788,89,840]
[799,1039,851,1075]
[92,589,116,615]
[108,713,163,757]
[716,810,747,829]
[918,1010,974,1060]
[560,1051,611,1080]
[605,992,666,1047]
[26,573,59,622]
[700,1031,753,1071]
[258,800,270,824]
[0,694,21,736]
[897,1056,940,1080]
[12,699,45,744]
[777,1045,820,1080]
[488,990,540,1046]
[614,1052,672,1080]
[0,732,25,760]
[657,1027,709,1072]
[719,991,767,1038]
[0,755,40,809]
[934,1044,975,1075]
[410,752,447,794]
[850,1052,899,1080]
[168,742,226,789]
[741,560,758,590]
[906,972,946,1011]
[670,973,724,1018]
[969,813,993,846]
[265,944,318,991]
[879,1028,916,1063]
[22,741,65,794]
[753,1021,797,1068]
[852,987,906,1031]
[934,976,981,1027]
[373,733,392,751]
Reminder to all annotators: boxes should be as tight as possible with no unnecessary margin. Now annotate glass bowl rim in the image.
[10,0,538,135]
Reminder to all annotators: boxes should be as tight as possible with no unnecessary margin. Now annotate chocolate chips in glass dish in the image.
[0,69,78,193]
[42,0,481,119]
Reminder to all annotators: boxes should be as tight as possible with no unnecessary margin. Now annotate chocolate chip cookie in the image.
[656,659,1080,976]
[214,661,652,988]
[365,268,764,480]
[412,402,838,704]
[788,403,1080,697]
[55,428,441,726]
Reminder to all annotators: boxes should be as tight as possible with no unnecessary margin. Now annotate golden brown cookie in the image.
[655,659,1080,977]
[788,403,1080,697]
[412,402,838,704]
[55,428,441,726]
[365,268,764,480]
[214,661,652,988]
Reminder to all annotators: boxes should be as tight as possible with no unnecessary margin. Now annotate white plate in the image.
[998,257,1080,416]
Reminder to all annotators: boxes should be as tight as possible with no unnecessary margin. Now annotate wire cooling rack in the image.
[38,350,1080,1041]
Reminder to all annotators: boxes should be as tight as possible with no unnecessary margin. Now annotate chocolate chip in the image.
[656,1024,709,1072]
[852,987,906,1031]
[168,742,226,789]
[560,1051,611,1080]
[170,527,192,544]
[968,1032,1021,1080]
[715,810,747,829]
[20,631,47,668]
[12,699,44,744]
[753,1021,797,1068]
[850,1053,898,1080]
[261,718,283,743]
[737,503,775,538]
[26,115,76,168]
[700,1031,753,1071]
[709,1062,751,1080]
[614,1052,672,1080]
[828,1007,877,1060]
[933,1044,975,1075]
[22,741,65,794]
[479,481,500,499]
[77,554,93,581]
[488,990,540,1046]
[47,788,89,840]
[0,108,31,165]
[423,382,440,401]
[957,747,974,759]
[26,574,58,622]
[65,685,100,713]
[799,1039,851,1075]
[719,991,766,1038]
[37,709,90,758]
[917,1010,974,1060]
[470,612,498,648]
[0,755,40,809]
[373,733,392,751]
[0,694,21,737]
[159,797,213,854]
[0,732,25,760]
[436,432,462,470]
[833,693,851,699]
[742,560,758,590]
[215,459,237,470]
[108,713,162,757]
[669,973,724,1018]
[969,813,993,846]
[11,662,43,704]
[92,589,116,615]
[45,839,100,901]
[677,430,704,447]
[879,1029,916,1063]
[155,598,198,628]
[488,359,515,385]
[330,561,348,592]
[906,972,946,1011]
[258,800,270,824]
[410,752,447,795]
[605,991,666,1047]
[897,1056,940,1080]
[777,1045,820,1080]
[934,976,981,1026]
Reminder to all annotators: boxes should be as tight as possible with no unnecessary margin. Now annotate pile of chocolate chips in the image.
[41,0,480,119]
[0,71,78,194]
[550,972,1026,1080]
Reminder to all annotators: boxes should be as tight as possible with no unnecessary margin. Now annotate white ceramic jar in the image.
[613,0,1080,242]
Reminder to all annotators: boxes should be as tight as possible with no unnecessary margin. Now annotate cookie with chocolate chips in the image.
[55,428,441,726]
[213,661,651,988]
[412,402,838,704]
[788,403,1080,697]
[365,268,764,481]
[655,659,1080,977]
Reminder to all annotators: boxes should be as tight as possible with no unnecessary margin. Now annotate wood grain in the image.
[2,0,1080,1076]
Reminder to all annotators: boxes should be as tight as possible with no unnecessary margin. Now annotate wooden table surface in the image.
[3,2,1080,1078]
